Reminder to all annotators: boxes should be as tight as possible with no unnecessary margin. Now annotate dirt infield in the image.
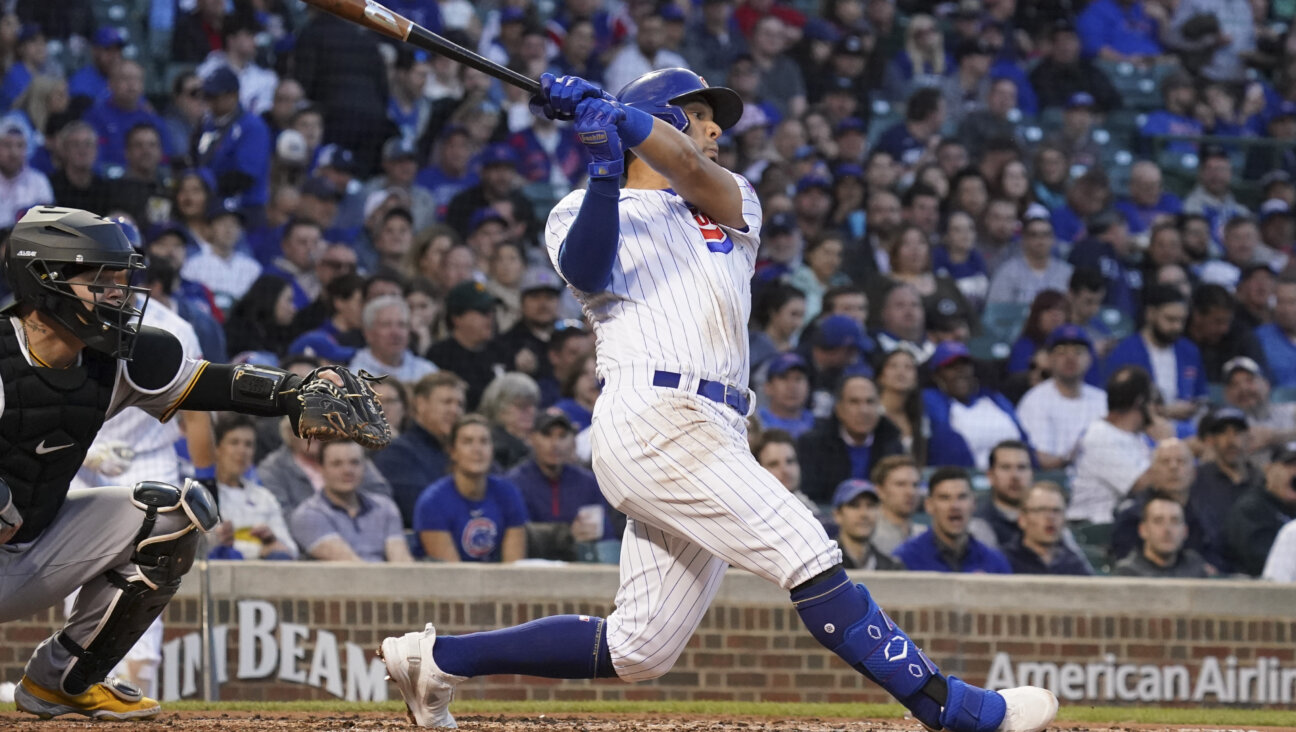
[0,710,1287,731]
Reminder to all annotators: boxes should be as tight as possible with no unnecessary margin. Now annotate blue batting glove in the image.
[575,97,626,178]
[529,72,562,120]
[550,75,612,119]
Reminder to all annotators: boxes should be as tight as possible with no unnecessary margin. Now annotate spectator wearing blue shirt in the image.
[1104,285,1208,425]
[875,87,945,171]
[193,67,272,223]
[414,415,529,563]
[1003,482,1093,575]
[507,410,616,560]
[1139,71,1205,155]
[417,126,479,220]
[67,27,125,104]
[893,466,1013,573]
[933,211,990,311]
[1076,0,1163,61]
[1114,161,1184,235]
[1068,210,1143,316]
[882,14,953,102]
[1051,169,1111,245]
[0,24,45,112]
[372,372,468,528]
[83,60,174,169]
[759,353,816,439]
[923,341,1035,470]
[1256,279,1296,388]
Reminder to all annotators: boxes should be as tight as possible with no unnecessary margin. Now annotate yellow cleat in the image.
[14,675,161,720]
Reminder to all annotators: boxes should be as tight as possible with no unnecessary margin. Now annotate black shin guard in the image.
[59,571,181,695]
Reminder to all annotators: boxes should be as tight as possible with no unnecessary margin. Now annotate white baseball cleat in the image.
[378,623,466,728]
[994,686,1059,732]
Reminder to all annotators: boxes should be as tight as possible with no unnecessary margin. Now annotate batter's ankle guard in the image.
[791,571,1006,732]
[59,480,215,694]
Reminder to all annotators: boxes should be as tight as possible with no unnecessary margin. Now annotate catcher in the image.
[0,207,391,720]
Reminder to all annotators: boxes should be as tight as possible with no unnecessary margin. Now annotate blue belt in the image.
[651,370,749,415]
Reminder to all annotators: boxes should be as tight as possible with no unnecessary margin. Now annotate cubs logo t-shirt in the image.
[412,475,529,561]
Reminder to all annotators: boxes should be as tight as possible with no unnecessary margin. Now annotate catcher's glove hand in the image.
[291,367,393,450]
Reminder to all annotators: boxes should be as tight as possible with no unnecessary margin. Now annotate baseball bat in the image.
[300,0,541,95]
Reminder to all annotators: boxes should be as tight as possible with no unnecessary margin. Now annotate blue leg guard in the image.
[791,569,1006,732]
[942,676,1008,732]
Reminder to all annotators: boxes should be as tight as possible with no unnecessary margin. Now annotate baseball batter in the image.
[0,207,391,720]
[378,71,1057,732]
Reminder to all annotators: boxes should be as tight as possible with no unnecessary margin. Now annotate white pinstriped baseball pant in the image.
[591,368,841,682]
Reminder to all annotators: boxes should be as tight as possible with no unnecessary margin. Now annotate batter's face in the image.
[757,441,800,492]
[681,101,722,161]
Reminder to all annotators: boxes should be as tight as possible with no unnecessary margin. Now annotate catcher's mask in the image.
[3,207,149,360]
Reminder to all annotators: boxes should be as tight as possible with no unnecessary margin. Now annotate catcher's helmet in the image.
[616,68,743,133]
[3,207,149,360]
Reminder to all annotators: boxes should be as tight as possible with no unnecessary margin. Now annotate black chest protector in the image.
[0,318,118,543]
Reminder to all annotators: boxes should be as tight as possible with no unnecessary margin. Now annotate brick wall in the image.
[3,565,1293,707]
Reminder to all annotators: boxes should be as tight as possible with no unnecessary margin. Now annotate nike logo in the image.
[35,440,74,455]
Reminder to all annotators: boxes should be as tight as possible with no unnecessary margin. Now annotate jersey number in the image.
[691,210,733,254]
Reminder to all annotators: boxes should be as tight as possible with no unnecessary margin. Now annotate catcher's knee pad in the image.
[59,480,218,695]
[129,479,218,588]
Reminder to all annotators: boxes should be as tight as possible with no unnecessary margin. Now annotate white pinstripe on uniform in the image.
[546,173,841,682]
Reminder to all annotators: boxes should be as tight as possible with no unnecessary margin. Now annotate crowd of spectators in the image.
[6,0,1296,579]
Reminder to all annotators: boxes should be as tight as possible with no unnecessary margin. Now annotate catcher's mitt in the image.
[292,367,393,449]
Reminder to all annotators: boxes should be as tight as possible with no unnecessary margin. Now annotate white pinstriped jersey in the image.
[71,298,204,490]
[545,172,763,389]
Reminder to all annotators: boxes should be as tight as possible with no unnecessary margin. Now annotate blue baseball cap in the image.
[767,352,808,378]
[1066,92,1096,110]
[301,176,343,201]
[479,143,519,168]
[658,3,685,21]
[520,267,563,294]
[202,66,240,97]
[766,211,797,235]
[500,7,526,23]
[833,162,864,180]
[1271,101,1296,122]
[832,479,878,509]
[468,207,508,232]
[795,175,832,195]
[382,137,418,161]
[930,340,972,370]
[317,144,359,175]
[206,197,244,222]
[835,117,867,136]
[93,27,126,48]
[815,315,865,350]
[288,332,357,363]
[17,24,42,44]
[1045,324,1092,350]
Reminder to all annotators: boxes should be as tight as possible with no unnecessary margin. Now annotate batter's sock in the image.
[791,569,1004,732]
[433,615,618,679]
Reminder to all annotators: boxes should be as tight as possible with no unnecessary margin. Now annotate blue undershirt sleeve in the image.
[557,176,621,292]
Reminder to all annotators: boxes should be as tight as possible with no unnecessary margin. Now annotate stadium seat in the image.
[1070,521,1113,574]
[981,302,1030,342]
[1099,307,1135,340]
[968,333,1011,362]
[1272,386,1296,403]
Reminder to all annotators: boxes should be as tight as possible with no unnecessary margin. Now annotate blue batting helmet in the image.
[615,68,743,132]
